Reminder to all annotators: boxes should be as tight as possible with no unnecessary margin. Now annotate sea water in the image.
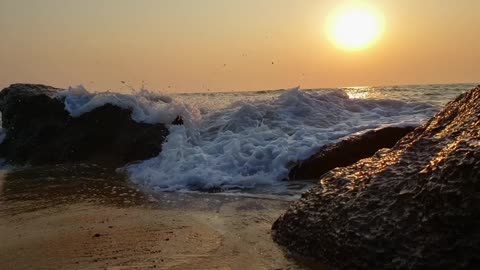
[9,84,479,195]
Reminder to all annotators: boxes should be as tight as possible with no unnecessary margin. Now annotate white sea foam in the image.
[50,84,474,193]
[124,88,438,192]
[55,85,201,126]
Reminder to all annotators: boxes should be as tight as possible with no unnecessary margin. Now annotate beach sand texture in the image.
[0,166,324,270]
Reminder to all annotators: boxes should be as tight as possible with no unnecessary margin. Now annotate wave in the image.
[55,85,201,126]
[1,84,473,193]
[86,87,437,192]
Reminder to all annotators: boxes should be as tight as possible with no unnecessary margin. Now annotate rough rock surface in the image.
[289,126,416,180]
[0,84,169,167]
[273,86,480,269]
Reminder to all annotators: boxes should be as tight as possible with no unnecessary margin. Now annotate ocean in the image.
[4,83,478,196]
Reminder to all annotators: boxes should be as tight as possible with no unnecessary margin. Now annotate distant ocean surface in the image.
[2,83,478,195]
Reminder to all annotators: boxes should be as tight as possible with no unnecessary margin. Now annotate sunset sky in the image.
[0,0,479,92]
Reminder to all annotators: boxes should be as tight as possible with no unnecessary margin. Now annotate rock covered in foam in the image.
[0,84,170,167]
[272,86,480,269]
[289,126,416,180]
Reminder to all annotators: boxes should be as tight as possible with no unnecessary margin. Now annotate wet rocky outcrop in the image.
[0,84,170,167]
[289,126,416,180]
[273,86,480,269]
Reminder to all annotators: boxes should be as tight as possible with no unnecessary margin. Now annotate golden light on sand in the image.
[327,5,384,50]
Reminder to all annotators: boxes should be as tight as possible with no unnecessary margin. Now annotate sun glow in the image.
[328,6,384,50]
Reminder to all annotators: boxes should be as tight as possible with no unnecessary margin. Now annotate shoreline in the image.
[0,167,326,270]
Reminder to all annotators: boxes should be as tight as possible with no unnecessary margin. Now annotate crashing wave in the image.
[126,87,438,191]
[55,85,201,126]
[0,83,453,192]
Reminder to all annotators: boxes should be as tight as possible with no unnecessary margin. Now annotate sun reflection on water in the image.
[344,86,375,99]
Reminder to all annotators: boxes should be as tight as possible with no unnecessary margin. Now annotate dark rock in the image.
[171,115,184,125]
[289,126,416,180]
[0,84,169,167]
[272,86,480,269]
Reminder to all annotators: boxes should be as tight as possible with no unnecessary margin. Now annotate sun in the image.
[327,6,384,50]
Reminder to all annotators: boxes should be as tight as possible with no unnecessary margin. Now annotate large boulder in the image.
[289,126,416,180]
[272,86,480,269]
[0,84,169,167]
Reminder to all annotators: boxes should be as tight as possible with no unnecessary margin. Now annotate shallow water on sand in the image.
[0,165,325,270]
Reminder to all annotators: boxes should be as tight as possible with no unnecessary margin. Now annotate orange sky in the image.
[0,0,479,92]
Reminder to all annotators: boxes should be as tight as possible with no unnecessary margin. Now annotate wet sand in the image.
[0,165,325,270]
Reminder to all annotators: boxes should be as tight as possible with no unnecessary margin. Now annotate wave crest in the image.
[125,87,437,191]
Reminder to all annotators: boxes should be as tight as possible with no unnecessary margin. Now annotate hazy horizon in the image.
[1,0,479,92]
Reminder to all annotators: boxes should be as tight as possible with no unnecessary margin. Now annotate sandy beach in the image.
[0,166,324,270]
[0,0,478,268]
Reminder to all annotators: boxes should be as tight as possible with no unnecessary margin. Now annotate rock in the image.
[289,126,416,180]
[272,86,480,269]
[0,84,170,167]
[171,115,184,125]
